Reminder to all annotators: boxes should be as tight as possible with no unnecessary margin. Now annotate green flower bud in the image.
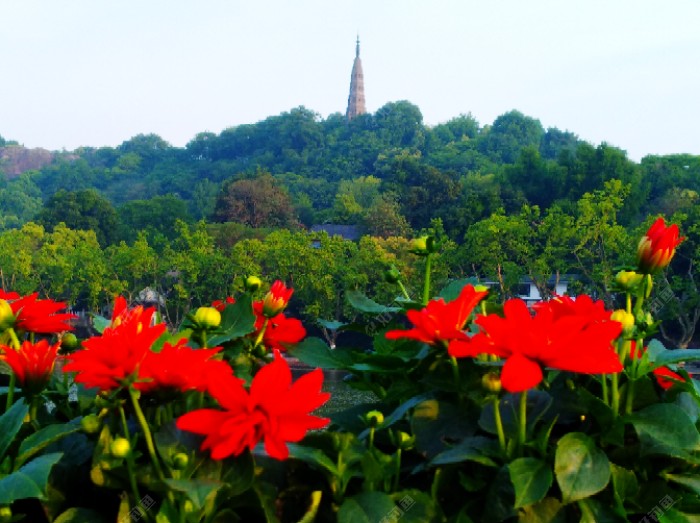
[245,275,262,292]
[61,332,79,350]
[183,500,195,513]
[0,300,15,331]
[611,309,635,334]
[384,266,401,284]
[474,285,489,293]
[0,506,12,523]
[365,410,384,427]
[193,306,221,329]
[172,452,189,470]
[395,431,415,450]
[481,372,502,393]
[614,270,644,291]
[110,437,131,458]
[409,235,436,256]
[80,414,102,434]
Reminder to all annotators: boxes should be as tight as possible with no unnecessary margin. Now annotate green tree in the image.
[37,189,119,246]
[213,171,299,228]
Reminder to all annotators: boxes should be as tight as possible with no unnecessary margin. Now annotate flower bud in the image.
[262,280,293,318]
[481,372,502,393]
[611,309,635,334]
[245,275,262,292]
[637,217,684,274]
[81,414,102,434]
[172,452,189,470]
[395,431,415,450]
[0,506,12,523]
[384,266,401,284]
[364,410,384,427]
[409,236,436,256]
[193,307,221,329]
[110,437,131,458]
[61,332,79,350]
[614,270,644,291]
[0,300,15,331]
[474,285,489,293]
[183,500,195,513]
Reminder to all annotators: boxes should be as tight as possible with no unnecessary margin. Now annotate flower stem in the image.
[254,318,269,349]
[601,374,608,405]
[493,397,506,453]
[397,281,411,301]
[4,328,21,411]
[129,387,165,482]
[422,254,433,305]
[393,448,402,492]
[119,405,142,504]
[450,356,461,395]
[518,390,528,456]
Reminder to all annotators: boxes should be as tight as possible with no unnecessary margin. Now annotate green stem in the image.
[422,254,433,305]
[518,390,528,456]
[129,387,165,482]
[450,356,461,394]
[119,405,142,505]
[601,374,608,405]
[368,427,375,450]
[611,338,628,416]
[5,328,21,411]
[393,448,402,492]
[493,397,506,453]
[254,318,269,349]
[200,330,208,349]
[397,281,411,301]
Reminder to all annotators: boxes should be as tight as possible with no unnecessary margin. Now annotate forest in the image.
[0,102,699,347]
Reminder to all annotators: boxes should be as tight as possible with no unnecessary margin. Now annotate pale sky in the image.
[1,1,698,162]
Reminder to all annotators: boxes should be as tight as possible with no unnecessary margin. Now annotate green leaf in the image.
[626,403,700,456]
[554,432,610,504]
[164,478,224,510]
[338,491,397,523]
[663,473,700,495]
[288,337,352,369]
[0,452,63,503]
[509,457,553,508]
[517,497,565,523]
[285,443,339,476]
[346,290,402,314]
[429,436,499,467]
[647,339,700,369]
[610,463,638,507]
[389,490,440,523]
[54,508,110,523]
[438,277,480,301]
[208,294,256,345]
[0,399,28,460]
[317,318,347,331]
[16,417,82,467]
[90,314,110,334]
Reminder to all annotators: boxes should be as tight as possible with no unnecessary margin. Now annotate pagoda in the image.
[346,37,366,120]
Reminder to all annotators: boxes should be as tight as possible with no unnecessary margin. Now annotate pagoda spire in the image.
[346,36,366,121]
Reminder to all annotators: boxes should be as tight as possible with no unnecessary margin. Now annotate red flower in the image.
[0,340,59,396]
[3,292,77,334]
[212,297,236,312]
[534,294,611,323]
[253,302,306,351]
[449,298,623,392]
[63,298,166,391]
[262,280,293,318]
[630,342,685,390]
[637,217,684,274]
[177,350,330,460]
[136,340,234,394]
[386,284,488,346]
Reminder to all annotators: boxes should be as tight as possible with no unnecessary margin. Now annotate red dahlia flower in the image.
[533,294,612,323]
[253,302,306,351]
[262,280,293,318]
[637,217,684,274]
[0,292,76,334]
[449,298,623,392]
[63,298,166,391]
[386,284,488,346]
[136,340,234,393]
[0,340,60,396]
[177,350,330,460]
